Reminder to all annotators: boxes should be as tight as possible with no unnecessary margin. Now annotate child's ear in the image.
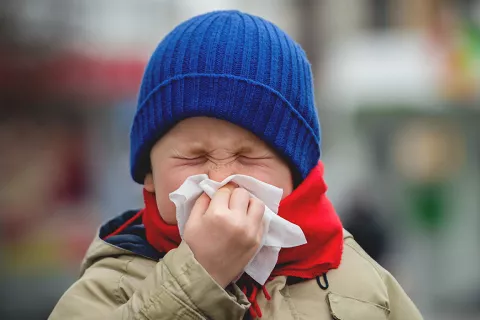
[144,173,155,193]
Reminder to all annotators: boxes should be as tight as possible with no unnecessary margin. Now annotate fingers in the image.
[209,182,237,210]
[229,188,250,213]
[190,193,211,219]
[255,214,266,243]
[222,182,238,191]
[247,198,266,247]
[209,187,232,209]
[208,184,264,229]
[247,197,265,224]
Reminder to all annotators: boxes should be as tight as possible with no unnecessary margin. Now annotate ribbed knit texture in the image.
[130,10,321,184]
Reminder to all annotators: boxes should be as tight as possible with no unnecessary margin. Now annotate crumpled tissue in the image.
[169,174,307,285]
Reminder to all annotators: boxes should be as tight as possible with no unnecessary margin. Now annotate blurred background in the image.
[0,0,479,319]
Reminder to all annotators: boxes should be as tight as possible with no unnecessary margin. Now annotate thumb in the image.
[189,193,211,220]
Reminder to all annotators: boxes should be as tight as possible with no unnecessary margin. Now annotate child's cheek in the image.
[156,165,210,224]
[153,169,192,225]
[164,168,200,191]
[156,198,177,225]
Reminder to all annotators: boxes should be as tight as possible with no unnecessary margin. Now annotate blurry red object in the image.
[0,50,146,103]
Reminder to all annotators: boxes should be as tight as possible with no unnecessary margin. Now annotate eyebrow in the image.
[170,139,207,154]
[237,145,255,154]
[188,146,209,156]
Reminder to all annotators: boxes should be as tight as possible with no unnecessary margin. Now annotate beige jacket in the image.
[49,230,423,320]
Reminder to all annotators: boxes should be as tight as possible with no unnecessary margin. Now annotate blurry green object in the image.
[408,183,446,231]
[463,21,480,58]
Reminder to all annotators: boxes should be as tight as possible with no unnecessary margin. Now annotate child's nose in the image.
[207,163,236,183]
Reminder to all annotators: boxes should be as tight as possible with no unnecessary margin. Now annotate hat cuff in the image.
[130,73,320,184]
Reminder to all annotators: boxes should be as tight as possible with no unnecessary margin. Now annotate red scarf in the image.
[142,162,343,317]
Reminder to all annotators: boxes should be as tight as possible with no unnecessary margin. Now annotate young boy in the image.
[50,10,423,320]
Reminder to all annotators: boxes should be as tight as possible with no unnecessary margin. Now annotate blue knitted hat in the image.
[130,10,321,184]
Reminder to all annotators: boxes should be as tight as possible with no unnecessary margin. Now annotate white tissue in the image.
[169,174,307,285]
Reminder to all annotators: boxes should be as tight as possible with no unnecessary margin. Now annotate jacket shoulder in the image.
[326,235,423,320]
[327,236,390,306]
[259,235,393,320]
[80,231,140,275]
[50,249,154,319]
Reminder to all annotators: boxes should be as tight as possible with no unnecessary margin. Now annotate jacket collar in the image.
[82,209,352,276]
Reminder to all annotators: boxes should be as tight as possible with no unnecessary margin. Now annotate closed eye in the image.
[175,157,207,166]
[172,150,208,165]
[238,155,274,165]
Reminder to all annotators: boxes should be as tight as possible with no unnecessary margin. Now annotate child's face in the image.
[144,117,294,224]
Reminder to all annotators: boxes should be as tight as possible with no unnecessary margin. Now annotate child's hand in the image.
[183,184,265,288]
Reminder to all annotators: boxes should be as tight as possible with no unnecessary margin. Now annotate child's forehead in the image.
[167,130,264,154]
[172,134,258,149]
[160,117,270,153]
[169,121,257,142]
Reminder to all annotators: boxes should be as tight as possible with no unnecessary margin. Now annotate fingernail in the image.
[223,182,238,190]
